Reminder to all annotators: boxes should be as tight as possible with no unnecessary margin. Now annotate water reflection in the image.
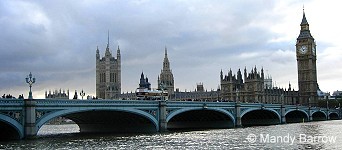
[1,120,341,149]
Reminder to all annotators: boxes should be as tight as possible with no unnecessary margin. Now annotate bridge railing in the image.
[0,99,24,106]
[166,100,234,104]
[34,99,159,107]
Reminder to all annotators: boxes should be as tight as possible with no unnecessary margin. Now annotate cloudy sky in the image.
[1,0,341,99]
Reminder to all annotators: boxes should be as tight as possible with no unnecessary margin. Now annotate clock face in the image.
[299,45,308,54]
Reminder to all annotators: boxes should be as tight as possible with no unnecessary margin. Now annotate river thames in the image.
[1,120,341,149]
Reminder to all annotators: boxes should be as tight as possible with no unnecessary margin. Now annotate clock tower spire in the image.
[296,9,318,106]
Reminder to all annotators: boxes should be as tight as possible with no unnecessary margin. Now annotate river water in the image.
[1,120,342,149]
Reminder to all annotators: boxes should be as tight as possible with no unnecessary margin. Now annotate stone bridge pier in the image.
[158,100,167,131]
[24,99,37,139]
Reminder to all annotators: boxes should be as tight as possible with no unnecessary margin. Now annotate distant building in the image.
[139,72,151,90]
[114,11,320,105]
[219,10,320,106]
[264,75,272,89]
[45,89,69,99]
[173,84,220,101]
[331,90,342,99]
[158,47,174,97]
[119,91,136,100]
[196,83,205,92]
[96,34,121,99]
[220,67,299,104]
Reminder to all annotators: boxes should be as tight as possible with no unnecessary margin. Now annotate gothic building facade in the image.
[96,36,121,99]
[220,11,318,106]
[158,47,175,96]
[173,83,220,102]
[220,67,299,104]
[111,11,319,105]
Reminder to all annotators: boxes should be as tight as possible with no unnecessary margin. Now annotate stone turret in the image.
[96,33,121,99]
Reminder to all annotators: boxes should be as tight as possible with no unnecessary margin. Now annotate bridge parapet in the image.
[166,101,235,107]
[0,99,24,107]
[35,99,159,107]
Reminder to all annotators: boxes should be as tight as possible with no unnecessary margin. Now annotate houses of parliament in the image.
[95,11,318,106]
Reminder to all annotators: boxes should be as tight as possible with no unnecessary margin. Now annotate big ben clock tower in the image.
[296,10,318,106]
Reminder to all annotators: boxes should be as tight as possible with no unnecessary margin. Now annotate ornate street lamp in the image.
[25,72,36,99]
[80,89,85,100]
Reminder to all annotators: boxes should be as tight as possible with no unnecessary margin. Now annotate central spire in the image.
[105,30,111,57]
[163,47,170,71]
[158,46,174,94]
[165,46,168,57]
[107,30,110,48]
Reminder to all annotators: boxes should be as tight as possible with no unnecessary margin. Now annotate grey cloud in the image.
[1,0,337,98]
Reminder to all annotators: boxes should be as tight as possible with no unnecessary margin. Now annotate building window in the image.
[114,73,117,82]
[110,73,114,82]
[100,73,106,83]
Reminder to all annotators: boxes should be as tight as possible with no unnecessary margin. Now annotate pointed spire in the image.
[141,71,144,79]
[298,6,312,39]
[107,30,110,48]
[96,46,100,59]
[288,81,292,91]
[301,8,308,25]
[165,46,168,57]
[105,31,111,57]
[162,46,170,71]
[117,45,121,60]
[220,69,223,80]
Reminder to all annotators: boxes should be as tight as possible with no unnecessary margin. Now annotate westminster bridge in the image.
[0,98,340,140]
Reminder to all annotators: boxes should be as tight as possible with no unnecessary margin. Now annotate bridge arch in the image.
[285,109,309,123]
[166,108,235,130]
[328,112,339,120]
[241,108,281,126]
[0,114,24,140]
[311,110,327,121]
[36,108,159,133]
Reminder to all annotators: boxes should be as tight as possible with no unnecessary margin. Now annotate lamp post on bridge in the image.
[24,72,37,138]
[25,72,35,100]
[80,89,85,100]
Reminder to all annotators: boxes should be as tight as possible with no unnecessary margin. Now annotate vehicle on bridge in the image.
[136,88,168,100]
